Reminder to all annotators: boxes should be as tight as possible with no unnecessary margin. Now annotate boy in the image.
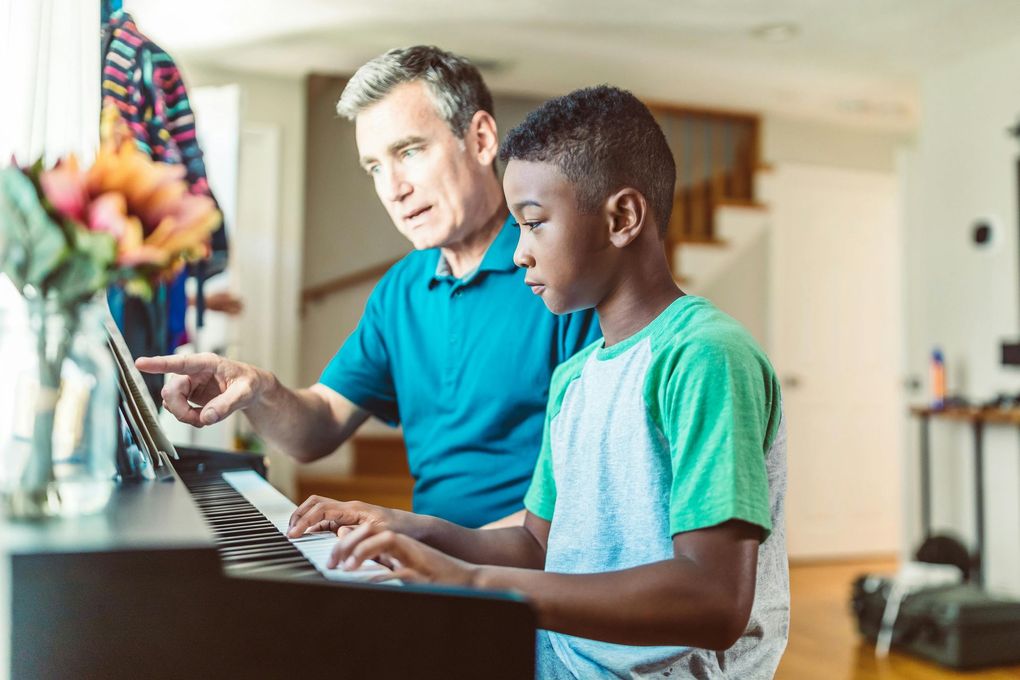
[287,86,789,679]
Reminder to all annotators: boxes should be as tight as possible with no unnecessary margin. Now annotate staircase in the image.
[652,103,772,346]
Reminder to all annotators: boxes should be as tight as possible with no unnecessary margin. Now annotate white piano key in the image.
[221,471,398,584]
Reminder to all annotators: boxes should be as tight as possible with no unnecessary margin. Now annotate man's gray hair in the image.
[337,45,494,138]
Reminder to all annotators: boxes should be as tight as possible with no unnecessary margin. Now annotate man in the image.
[137,46,600,528]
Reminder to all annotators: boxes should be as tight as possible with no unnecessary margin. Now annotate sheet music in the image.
[101,298,178,474]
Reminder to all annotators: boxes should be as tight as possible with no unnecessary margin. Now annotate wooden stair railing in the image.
[300,256,403,315]
[646,103,763,277]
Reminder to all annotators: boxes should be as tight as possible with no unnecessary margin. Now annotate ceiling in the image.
[126,0,1020,131]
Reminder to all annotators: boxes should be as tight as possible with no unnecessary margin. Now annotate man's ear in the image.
[605,188,648,248]
[468,110,499,167]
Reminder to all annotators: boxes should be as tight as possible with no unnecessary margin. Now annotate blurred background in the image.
[3,1,1020,677]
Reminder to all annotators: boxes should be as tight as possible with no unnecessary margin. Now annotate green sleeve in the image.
[523,410,556,521]
[653,337,778,539]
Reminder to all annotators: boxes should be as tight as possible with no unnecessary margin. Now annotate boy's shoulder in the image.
[649,296,771,371]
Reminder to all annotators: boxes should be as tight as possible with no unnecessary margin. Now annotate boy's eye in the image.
[523,221,544,231]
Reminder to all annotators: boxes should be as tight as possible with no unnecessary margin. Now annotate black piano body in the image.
[5,445,537,679]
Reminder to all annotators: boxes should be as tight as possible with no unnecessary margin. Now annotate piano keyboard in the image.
[181,470,395,584]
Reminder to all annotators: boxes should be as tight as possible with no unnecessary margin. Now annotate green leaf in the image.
[0,166,67,291]
[47,227,117,304]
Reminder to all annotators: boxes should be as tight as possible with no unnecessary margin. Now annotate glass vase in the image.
[0,293,119,519]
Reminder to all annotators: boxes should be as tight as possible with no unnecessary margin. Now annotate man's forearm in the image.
[473,560,751,649]
[243,374,361,462]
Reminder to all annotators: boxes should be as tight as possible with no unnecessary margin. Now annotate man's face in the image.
[355,81,490,250]
[504,159,612,315]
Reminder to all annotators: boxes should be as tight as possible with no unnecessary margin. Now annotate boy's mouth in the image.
[526,280,545,295]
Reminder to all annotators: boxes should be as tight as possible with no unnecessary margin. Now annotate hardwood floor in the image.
[777,559,1020,679]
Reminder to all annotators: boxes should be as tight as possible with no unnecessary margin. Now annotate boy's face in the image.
[504,159,612,314]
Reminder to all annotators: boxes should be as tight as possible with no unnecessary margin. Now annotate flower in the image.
[3,104,223,302]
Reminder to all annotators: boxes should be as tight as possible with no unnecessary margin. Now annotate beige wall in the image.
[763,115,909,173]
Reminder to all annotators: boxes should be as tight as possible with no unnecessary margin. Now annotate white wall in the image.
[700,114,908,350]
[902,34,1020,595]
[180,61,307,496]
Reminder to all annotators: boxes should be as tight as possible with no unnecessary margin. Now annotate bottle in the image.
[930,348,946,410]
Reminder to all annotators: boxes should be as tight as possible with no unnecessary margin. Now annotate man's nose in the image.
[382,165,412,203]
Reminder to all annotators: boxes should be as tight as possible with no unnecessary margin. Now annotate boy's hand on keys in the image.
[328,522,477,587]
[287,495,416,539]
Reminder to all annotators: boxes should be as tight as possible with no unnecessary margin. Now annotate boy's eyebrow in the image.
[359,135,427,167]
[511,200,542,210]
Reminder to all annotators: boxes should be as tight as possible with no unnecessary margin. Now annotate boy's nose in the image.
[513,235,534,269]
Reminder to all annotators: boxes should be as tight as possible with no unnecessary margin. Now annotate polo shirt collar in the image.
[429,215,519,287]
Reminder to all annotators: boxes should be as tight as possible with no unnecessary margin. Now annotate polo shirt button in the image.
[453,290,463,297]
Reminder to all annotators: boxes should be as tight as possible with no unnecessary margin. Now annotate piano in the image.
[0,309,536,680]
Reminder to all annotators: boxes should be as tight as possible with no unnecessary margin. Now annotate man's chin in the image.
[405,228,450,251]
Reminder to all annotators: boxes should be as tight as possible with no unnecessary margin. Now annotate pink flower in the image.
[39,155,88,222]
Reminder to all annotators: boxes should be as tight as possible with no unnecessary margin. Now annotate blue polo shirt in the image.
[319,217,601,527]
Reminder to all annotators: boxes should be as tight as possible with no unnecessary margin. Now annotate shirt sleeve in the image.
[523,409,557,521]
[318,278,400,425]
[658,340,775,539]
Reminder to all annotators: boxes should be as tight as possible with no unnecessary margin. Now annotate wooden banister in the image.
[653,104,763,276]
[300,256,401,314]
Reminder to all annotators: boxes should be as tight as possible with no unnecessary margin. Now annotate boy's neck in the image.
[596,246,684,347]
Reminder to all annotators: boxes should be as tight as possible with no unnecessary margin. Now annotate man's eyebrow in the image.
[359,136,427,168]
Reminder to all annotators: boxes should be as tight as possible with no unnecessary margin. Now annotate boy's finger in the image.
[328,523,376,568]
[343,530,399,572]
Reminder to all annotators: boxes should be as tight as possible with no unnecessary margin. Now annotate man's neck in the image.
[441,204,509,278]
[596,245,684,347]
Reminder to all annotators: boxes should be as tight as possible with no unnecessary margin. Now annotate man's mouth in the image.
[403,206,432,222]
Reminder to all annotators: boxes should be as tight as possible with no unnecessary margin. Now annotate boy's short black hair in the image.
[499,85,676,235]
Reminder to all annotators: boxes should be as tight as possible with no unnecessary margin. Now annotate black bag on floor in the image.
[852,575,1020,669]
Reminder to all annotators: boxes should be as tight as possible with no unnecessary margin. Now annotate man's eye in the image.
[366,165,380,176]
[402,147,421,159]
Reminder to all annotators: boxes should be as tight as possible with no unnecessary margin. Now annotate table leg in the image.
[920,414,931,542]
[973,421,985,586]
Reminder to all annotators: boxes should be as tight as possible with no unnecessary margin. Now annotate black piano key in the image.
[178,472,324,581]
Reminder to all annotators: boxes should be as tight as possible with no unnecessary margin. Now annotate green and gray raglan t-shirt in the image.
[525,295,789,680]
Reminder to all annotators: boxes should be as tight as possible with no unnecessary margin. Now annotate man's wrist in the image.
[253,369,281,409]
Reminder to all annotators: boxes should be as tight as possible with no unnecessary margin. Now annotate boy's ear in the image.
[604,187,648,248]
[469,110,499,167]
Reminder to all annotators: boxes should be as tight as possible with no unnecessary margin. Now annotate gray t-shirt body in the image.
[524,296,789,679]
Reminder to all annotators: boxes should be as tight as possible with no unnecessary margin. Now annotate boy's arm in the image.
[288,498,548,569]
[336,517,760,651]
